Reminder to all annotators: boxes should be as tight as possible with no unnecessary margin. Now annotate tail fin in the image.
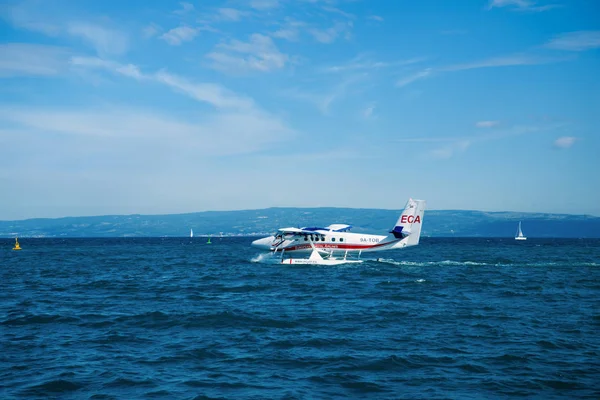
[390,198,426,246]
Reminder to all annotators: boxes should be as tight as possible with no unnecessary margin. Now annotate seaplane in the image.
[251,198,426,265]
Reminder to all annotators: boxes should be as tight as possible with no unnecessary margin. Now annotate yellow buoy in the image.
[13,237,22,251]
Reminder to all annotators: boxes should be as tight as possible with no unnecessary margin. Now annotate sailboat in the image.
[515,221,527,241]
[190,229,194,238]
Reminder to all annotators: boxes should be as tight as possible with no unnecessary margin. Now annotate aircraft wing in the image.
[279,225,351,235]
[325,224,352,232]
[278,227,322,235]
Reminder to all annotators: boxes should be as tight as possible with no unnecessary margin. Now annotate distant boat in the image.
[12,237,22,251]
[207,236,211,244]
[515,221,527,241]
[190,229,194,238]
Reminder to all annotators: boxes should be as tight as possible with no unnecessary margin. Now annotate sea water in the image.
[1,237,599,399]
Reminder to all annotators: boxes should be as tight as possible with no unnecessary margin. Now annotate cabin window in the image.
[332,238,336,242]
[304,235,308,241]
[340,238,344,242]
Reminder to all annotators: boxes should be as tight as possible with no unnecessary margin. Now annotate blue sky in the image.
[1,0,599,219]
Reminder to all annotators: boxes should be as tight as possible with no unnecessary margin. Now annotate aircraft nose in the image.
[251,236,274,249]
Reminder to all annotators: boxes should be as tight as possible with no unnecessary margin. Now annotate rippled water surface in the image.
[1,237,599,399]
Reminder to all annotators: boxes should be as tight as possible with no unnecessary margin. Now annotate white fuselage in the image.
[251,230,409,254]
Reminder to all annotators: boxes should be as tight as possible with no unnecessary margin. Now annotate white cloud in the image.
[476,120,500,128]
[283,74,366,115]
[309,29,337,43]
[489,0,532,8]
[392,48,571,92]
[272,28,299,41]
[554,136,576,149]
[0,108,293,221]
[160,25,199,45]
[67,22,129,56]
[217,8,246,21]
[173,2,195,15]
[396,68,433,87]
[398,124,565,159]
[0,43,71,77]
[114,64,144,80]
[69,56,116,69]
[271,20,306,41]
[250,0,280,10]
[70,56,256,110]
[444,54,567,71]
[308,22,352,44]
[545,31,600,52]
[487,0,560,12]
[322,6,355,20]
[153,71,255,109]
[13,55,297,182]
[0,107,291,155]
[324,56,425,73]
[142,23,161,39]
[4,3,130,56]
[4,0,61,36]
[367,15,384,22]
[70,57,143,79]
[271,17,353,44]
[362,103,376,119]
[430,140,471,159]
[207,34,289,73]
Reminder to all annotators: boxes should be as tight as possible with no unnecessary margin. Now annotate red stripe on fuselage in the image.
[273,240,398,252]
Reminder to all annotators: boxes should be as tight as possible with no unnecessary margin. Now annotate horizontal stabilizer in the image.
[390,226,410,239]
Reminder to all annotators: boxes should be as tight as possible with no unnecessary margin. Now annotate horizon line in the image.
[1,206,598,222]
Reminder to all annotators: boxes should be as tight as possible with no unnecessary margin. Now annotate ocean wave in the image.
[2,237,599,399]
[2,313,80,326]
[21,379,84,395]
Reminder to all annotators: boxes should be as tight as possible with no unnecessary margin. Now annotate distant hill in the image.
[1,208,599,238]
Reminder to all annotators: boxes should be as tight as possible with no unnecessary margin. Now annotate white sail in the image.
[190,229,194,238]
[515,221,527,240]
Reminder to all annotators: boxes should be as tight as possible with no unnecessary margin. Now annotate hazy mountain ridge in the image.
[1,208,598,238]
